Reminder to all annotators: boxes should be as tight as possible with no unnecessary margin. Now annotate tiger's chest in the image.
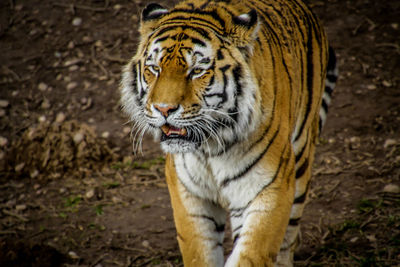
[173,150,277,210]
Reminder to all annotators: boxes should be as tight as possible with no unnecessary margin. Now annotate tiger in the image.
[120,0,338,266]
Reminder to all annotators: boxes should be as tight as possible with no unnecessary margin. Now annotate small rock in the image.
[64,58,81,67]
[391,23,399,30]
[366,234,376,243]
[382,80,392,87]
[66,81,78,90]
[0,100,9,108]
[0,136,8,147]
[72,17,82,27]
[41,99,51,109]
[69,65,79,72]
[82,35,93,43]
[14,4,23,11]
[55,112,66,123]
[15,163,25,172]
[95,40,103,47]
[38,115,47,123]
[383,138,397,149]
[59,188,66,194]
[112,196,122,203]
[383,184,400,194]
[0,109,5,117]
[85,189,95,199]
[30,169,39,178]
[68,251,79,259]
[350,236,358,243]
[114,4,122,10]
[366,84,376,90]
[15,204,27,211]
[142,240,150,248]
[33,184,41,190]
[38,82,48,91]
[101,131,110,138]
[81,98,92,110]
[73,132,84,144]
[67,41,75,49]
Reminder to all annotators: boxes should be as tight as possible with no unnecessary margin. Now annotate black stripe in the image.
[327,46,337,72]
[138,63,146,100]
[131,63,138,93]
[293,180,310,204]
[327,74,337,83]
[220,129,279,188]
[162,13,224,34]
[191,37,206,47]
[325,85,333,95]
[171,8,227,29]
[295,158,308,179]
[294,131,308,162]
[230,65,243,123]
[289,217,301,226]
[321,99,329,113]
[153,24,211,41]
[293,191,307,204]
[154,35,170,44]
[233,233,240,244]
[232,65,243,96]
[217,49,224,60]
[232,224,242,234]
[189,214,225,232]
[294,31,314,142]
[219,64,231,73]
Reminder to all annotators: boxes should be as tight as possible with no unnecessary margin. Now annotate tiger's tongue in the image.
[161,125,187,136]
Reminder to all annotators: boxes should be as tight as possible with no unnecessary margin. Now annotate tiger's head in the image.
[121,2,262,154]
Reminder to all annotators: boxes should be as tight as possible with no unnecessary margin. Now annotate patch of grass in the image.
[103,181,120,189]
[151,259,162,265]
[94,204,104,216]
[357,198,383,214]
[64,195,82,208]
[302,195,400,266]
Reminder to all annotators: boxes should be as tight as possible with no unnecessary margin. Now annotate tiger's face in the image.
[121,3,261,154]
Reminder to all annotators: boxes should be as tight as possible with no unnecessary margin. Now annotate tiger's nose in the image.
[154,104,179,118]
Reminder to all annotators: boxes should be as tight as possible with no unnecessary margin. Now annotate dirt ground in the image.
[0,0,399,266]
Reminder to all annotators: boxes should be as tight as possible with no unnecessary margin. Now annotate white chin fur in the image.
[160,140,197,154]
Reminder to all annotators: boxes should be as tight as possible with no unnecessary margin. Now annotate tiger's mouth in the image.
[160,124,188,140]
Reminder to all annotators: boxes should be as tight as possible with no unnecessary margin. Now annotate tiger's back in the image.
[120,0,337,266]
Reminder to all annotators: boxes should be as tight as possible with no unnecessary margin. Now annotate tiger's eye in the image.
[150,65,160,72]
[191,68,203,75]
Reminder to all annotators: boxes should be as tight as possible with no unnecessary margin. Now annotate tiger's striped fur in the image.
[120,0,338,266]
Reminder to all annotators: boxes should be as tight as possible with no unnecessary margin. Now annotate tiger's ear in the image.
[139,3,169,34]
[228,9,259,49]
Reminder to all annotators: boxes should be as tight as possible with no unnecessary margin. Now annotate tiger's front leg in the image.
[225,160,296,267]
[165,155,227,267]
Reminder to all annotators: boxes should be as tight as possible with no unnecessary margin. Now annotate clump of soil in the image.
[1,120,117,180]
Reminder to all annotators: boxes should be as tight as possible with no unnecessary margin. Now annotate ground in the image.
[0,0,399,266]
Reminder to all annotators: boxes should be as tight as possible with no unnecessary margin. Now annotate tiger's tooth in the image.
[180,128,187,136]
[161,125,170,135]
